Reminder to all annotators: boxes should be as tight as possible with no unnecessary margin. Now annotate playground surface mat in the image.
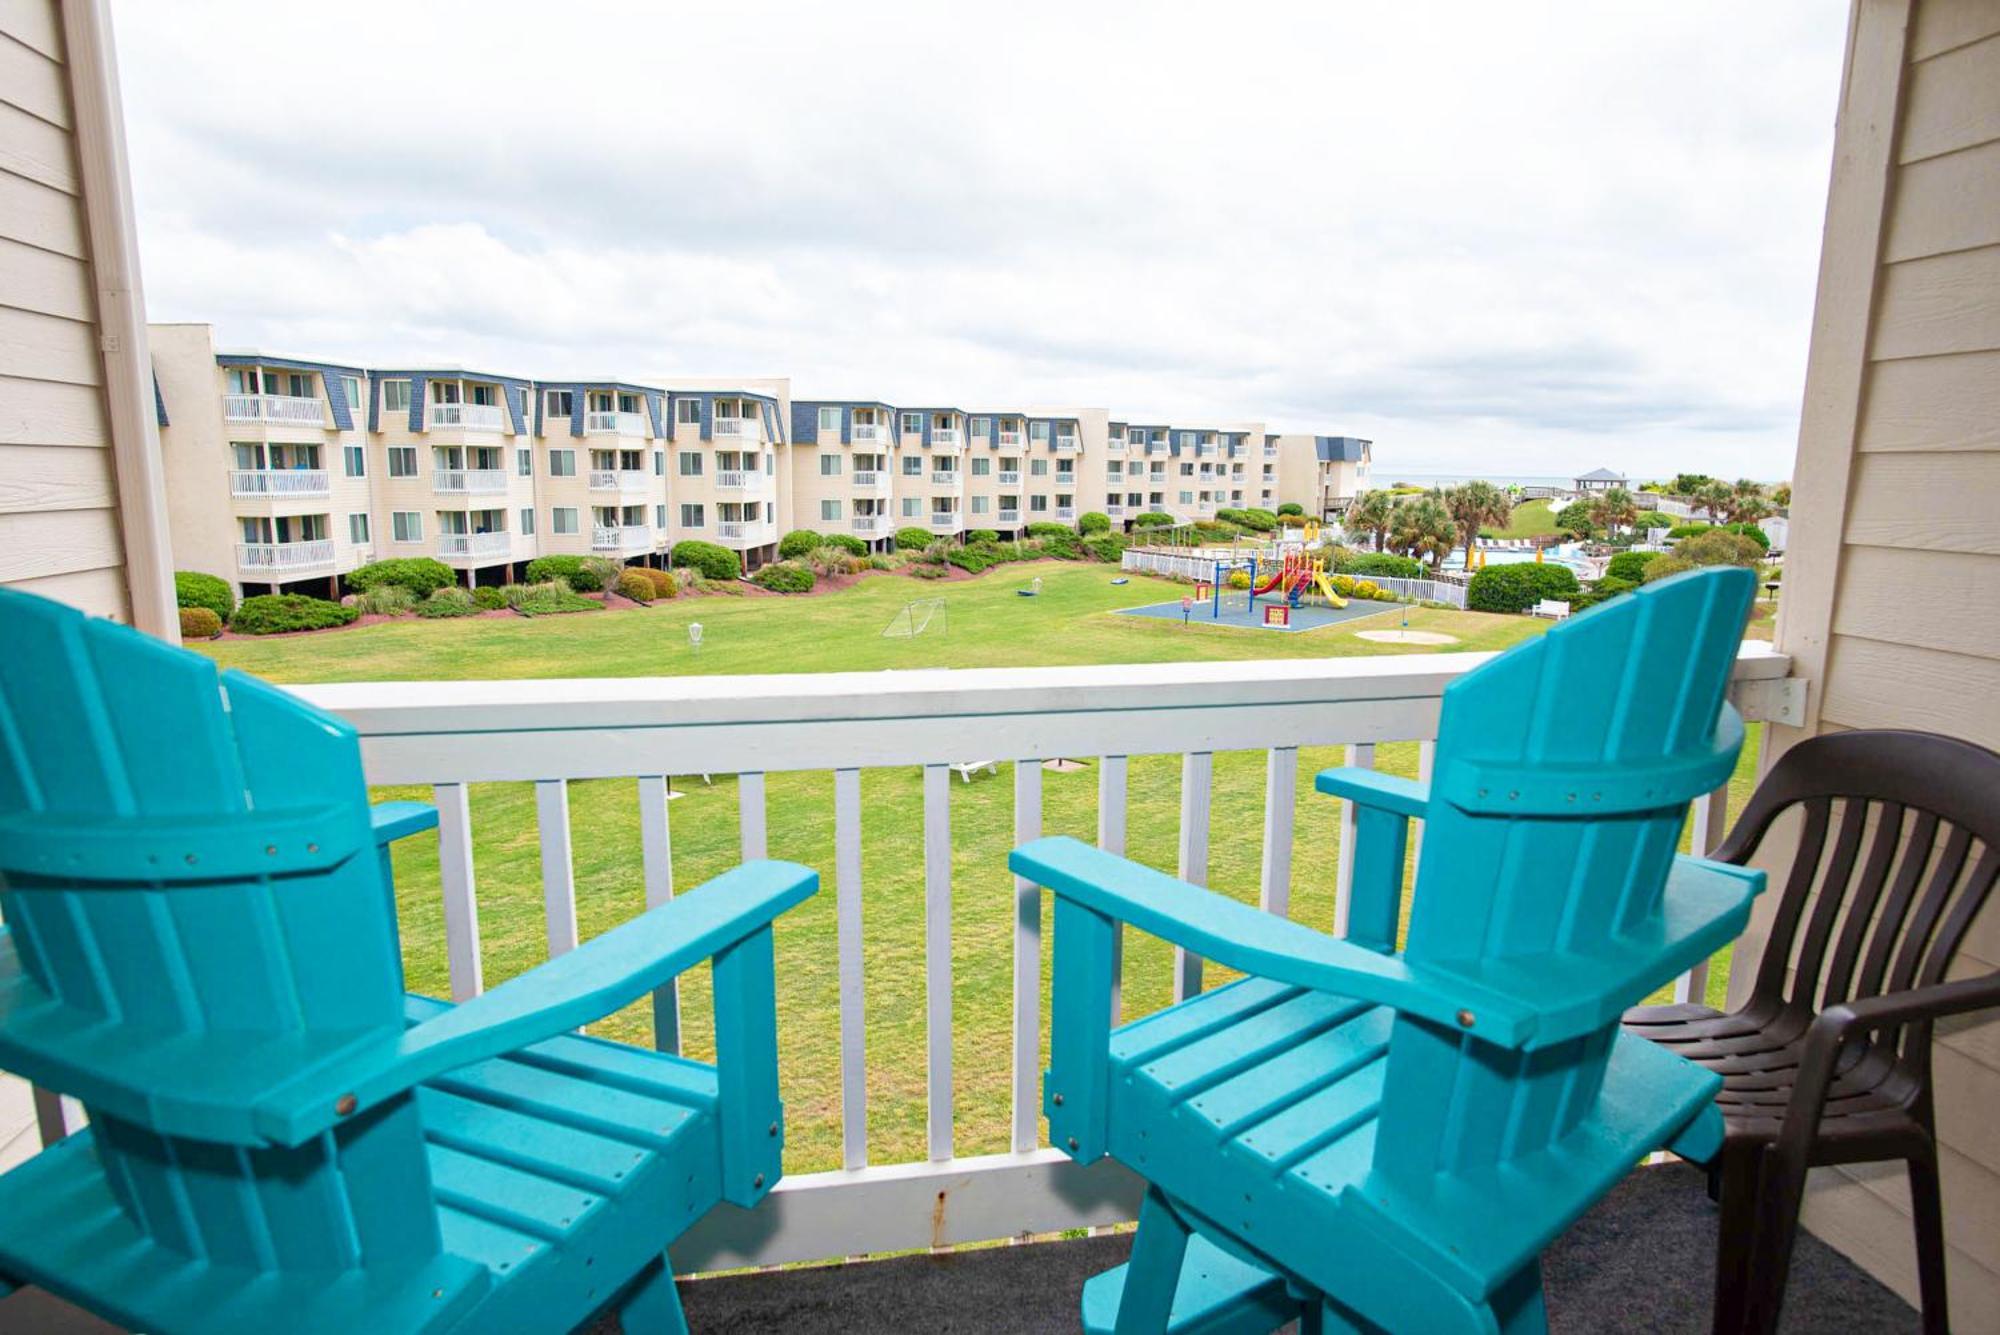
[1112,597,1398,633]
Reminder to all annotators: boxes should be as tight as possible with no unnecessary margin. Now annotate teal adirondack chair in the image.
[1013,566,1764,1334]
[0,588,817,1334]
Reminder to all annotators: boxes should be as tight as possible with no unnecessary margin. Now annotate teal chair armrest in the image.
[253,860,818,1173]
[1314,767,1430,953]
[370,801,438,844]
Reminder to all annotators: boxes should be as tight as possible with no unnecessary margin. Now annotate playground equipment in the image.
[1251,550,1346,609]
[882,597,948,637]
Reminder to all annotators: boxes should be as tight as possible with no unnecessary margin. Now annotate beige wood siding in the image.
[1752,2,2000,1326]
[0,0,171,632]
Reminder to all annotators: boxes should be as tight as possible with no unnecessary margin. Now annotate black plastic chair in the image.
[1624,729,2000,1334]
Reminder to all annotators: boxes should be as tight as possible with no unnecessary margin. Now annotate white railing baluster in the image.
[1333,742,1376,937]
[1174,751,1213,1002]
[1674,783,1733,1005]
[1259,747,1298,917]
[833,767,867,1170]
[922,763,953,1162]
[534,779,579,958]
[637,775,679,1054]
[1098,754,1128,1023]
[739,772,767,860]
[1011,758,1043,1153]
[434,782,482,1000]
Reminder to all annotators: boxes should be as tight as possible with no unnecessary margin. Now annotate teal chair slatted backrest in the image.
[1372,567,1756,1189]
[0,588,439,1274]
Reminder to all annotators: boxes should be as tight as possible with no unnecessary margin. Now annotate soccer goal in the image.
[882,597,948,638]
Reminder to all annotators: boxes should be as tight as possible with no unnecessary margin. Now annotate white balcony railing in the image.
[716,520,775,544]
[930,428,962,449]
[1055,507,1076,521]
[435,468,509,495]
[997,508,1020,524]
[929,512,962,530]
[850,424,889,445]
[229,468,329,498]
[429,403,508,431]
[1264,445,1280,458]
[235,538,335,572]
[589,469,651,492]
[930,470,960,486]
[586,411,650,436]
[1149,503,1171,515]
[437,531,511,558]
[850,514,893,536]
[592,524,653,553]
[716,470,770,491]
[1107,439,1126,453]
[712,416,761,441]
[997,471,1021,485]
[997,430,1023,447]
[1105,503,1125,516]
[851,470,888,489]
[285,643,1796,1272]
[1054,436,1079,452]
[223,393,325,426]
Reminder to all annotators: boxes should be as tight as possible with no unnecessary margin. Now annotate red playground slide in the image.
[1251,568,1289,596]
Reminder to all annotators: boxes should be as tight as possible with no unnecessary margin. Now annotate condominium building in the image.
[1272,434,1374,522]
[150,324,1360,593]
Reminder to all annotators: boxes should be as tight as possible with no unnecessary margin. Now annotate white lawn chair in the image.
[951,760,1000,784]
[1531,598,1572,620]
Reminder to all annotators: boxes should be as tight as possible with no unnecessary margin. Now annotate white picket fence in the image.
[1365,575,1468,608]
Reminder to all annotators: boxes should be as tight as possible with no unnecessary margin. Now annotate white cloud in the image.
[114,0,1846,479]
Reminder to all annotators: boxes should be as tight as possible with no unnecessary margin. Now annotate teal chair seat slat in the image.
[1021,568,1764,1334]
[0,1003,723,1335]
[0,588,819,1334]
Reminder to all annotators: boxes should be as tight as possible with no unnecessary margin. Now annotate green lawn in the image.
[194,563,1756,1176]
[1482,498,1564,540]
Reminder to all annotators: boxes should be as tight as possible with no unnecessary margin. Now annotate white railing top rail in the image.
[436,468,509,495]
[588,468,650,490]
[236,538,335,569]
[586,410,649,435]
[716,470,766,489]
[431,403,508,430]
[223,393,325,425]
[437,531,510,556]
[229,468,329,496]
[712,416,760,438]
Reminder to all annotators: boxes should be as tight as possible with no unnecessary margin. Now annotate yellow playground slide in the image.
[1312,573,1348,608]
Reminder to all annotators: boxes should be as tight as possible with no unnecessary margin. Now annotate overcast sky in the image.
[115,2,1848,480]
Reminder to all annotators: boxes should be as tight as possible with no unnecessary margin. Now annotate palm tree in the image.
[1588,486,1639,538]
[1729,478,1766,525]
[1693,480,1734,523]
[1391,495,1457,573]
[1771,482,1792,509]
[1347,489,1396,553]
[1443,481,1511,572]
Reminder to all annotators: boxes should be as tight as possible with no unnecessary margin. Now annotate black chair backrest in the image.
[1716,730,2000,1070]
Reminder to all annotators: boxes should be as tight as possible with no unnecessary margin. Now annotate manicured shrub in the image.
[671,540,742,581]
[806,545,862,577]
[1132,512,1175,529]
[1078,511,1110,534]
[1650,530,1764,576]
[616,569,657,603]
[581,556,624,590]
[824,533,869,556]
[174,570,234,621]
[414,586,476,618]
[640,567,679,598]
[1338,552,1424,580]
[909,563,948,579]
[1639,556,1694,584]
[1637,511,1676,531]
[1227,570,1251,590]
[895,527,935,552]
[1331,574,1358,597]
[1353,580,1383,600]
[472,586,507,610]
[1026,521,1074,539]
[231,594,357,635]
[1086,536,1126,564]
[779,529,824,560]
[511,582,600,616]
[1465,563,1580,614]
[354,584,417,617]
[526,555,602,591]
[1593,575,1638,599]
[751,560,815,593]
[1276,503,1304,517]
[1716,522,1770,551]
[947,546,995,574]
[1605,550,1661,583]
[1666,523,1713,539]
[178,606,222,639]
[348,557,455,597]
[1038,530,1083,559]
[966,529,1000,544]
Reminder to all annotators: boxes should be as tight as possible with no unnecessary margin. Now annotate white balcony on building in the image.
[712,416,762,441]
[851,514,895,538]
[851,470,890,491]
[437,531,511,560]
[930,430,963,452]
[715,470,771,492]
[230,469,329,499]
[430,403,508,432]
[929,512,962,532]
[436,469,509,496]
[715,519,777,546]
[1106,438,1126,454]
[1054,435,1079,453]
[591,524,653,553]
[849,423,890,445]
[589,469,651,493]
[1055,506,1076,522]
[586,411,650,436]
[223,393,325,426]
[236,539,335,572]
[997,429,1023,447]
[997,471,1021,486]
[1263,444,1279,458]
[997,508,1020,524]
[931,470,960,486]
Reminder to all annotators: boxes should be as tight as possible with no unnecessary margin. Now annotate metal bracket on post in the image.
[1728,674,1807,728]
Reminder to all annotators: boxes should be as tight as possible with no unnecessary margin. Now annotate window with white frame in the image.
[820,453,842,475]
[391,511,421,542]
[553,507,579,535]
[820,499,842,522]
[1030,421,1050,442]
[901,412,923,435]
[343,377,363,412]
[544,389,572,419]
[656,504,667,528]
[971,495,989,514]
[388,447,417,477]
[676,397,701,425]
[818,406,840,431]
[1030,458,1048,476]
[902,455,922,476]
[971,416,990,438]
[678,452,703,476]
[549,449,576,477]
[971,456,990,476]
[1030,495,1049,512]
[679,503,705,527]
[383,380,411,413]
[520,507,535,536]
[902,496,920,517]
[348,512,370,544]
[517,449,532,477]
[653,450,665,475]
[344,445,366,477]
